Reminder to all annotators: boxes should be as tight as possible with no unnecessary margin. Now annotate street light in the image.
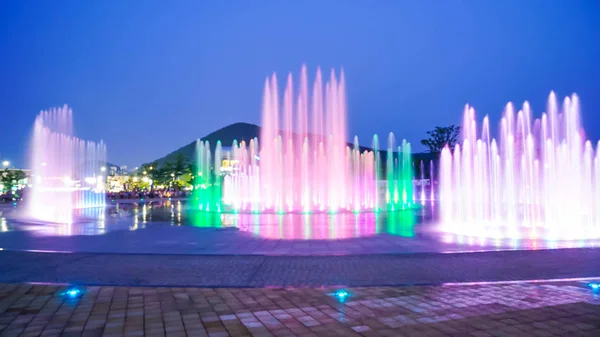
[2,160,9,167]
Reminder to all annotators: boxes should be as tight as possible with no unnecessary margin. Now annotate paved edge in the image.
[1,248,599,288]
[0,245,595,257]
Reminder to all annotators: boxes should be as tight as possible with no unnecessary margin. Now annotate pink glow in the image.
[223,66,381,213]
[232,213,379,240]
[28,105,107,223]
[439,92,600,240]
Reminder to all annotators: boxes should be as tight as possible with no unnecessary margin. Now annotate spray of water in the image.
[215,65,413,213]
[439,92,599,240]
[28,105,107,223]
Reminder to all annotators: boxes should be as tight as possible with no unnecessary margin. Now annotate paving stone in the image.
[1,282,600,336]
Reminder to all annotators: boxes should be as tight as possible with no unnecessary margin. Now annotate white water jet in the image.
[439,92,599,240]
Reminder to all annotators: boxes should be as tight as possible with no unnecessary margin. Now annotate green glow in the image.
[189,210,223,228]
[191,139,223,213]
[385,209,416,237]
[386,137,414,211]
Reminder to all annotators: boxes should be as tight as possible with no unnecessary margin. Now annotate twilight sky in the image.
[0,0,599,168]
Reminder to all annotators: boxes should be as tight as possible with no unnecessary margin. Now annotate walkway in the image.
[1,281,598,336]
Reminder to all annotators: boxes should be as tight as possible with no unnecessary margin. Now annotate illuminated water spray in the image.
[191,139,222,212]
[439,92,599,240]
[221,65,414,213]
[28,105,107,223]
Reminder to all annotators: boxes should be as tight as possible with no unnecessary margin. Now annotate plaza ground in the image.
[1,281,599,337]
[2,204,599,336]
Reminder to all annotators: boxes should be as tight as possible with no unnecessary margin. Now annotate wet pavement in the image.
[1,201,598,256]
[2,201,600,336]
[1,281,599,337]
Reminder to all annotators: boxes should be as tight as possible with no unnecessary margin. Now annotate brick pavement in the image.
[1,281,599,337]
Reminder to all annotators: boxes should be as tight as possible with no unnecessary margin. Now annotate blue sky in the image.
[1,0,599,167]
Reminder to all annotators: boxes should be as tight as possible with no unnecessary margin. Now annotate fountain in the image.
[28,105,107,223]
[191,139,223,212]
[439,92,599,240]
[218,65,414,213]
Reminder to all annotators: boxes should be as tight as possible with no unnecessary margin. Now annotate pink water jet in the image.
[222,65,413,213]
[28,105,107,223]
[439,92,599,240]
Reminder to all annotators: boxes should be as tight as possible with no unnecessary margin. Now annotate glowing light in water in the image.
[440,92,599,240]
[222,65,413,213]
[28,105,106,223]
[225,210,416,240]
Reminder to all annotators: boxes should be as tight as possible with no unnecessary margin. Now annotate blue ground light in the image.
[589,282,600,291]
[60,286,85,299]
[330,289,351,303]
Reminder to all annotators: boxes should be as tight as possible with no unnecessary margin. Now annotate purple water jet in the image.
[28,105,107,223]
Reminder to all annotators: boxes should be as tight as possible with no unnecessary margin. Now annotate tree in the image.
[170,153,189,179]
[421,125,461,153]
[148,166,170,187]
[0,169,26,192]
[162,153,189,185]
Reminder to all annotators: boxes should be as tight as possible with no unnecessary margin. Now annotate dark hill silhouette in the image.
[148,122,438,178]
[149,122,260,167]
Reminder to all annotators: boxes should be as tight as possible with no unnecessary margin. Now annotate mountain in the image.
[147,122,437,177]
[148,122,260,167]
